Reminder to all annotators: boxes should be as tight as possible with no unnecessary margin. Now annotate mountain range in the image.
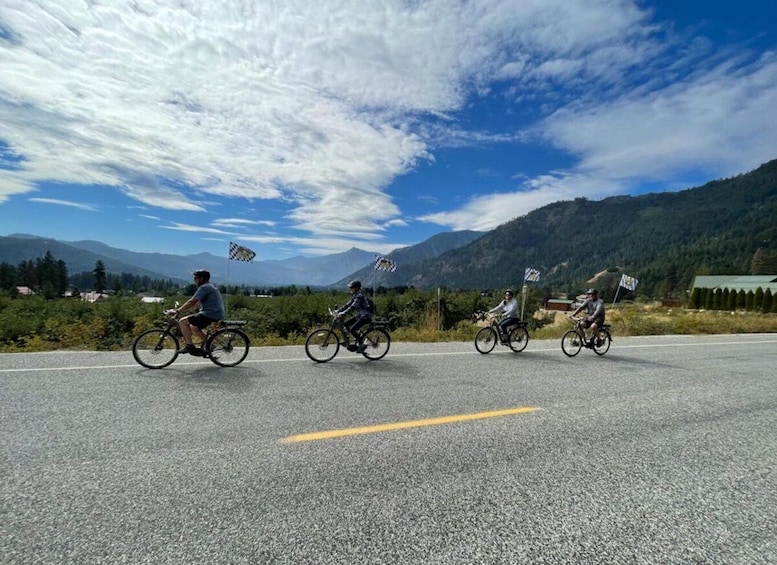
[384,158,777,297]
[3,158,776,296]
[0,230,484,288]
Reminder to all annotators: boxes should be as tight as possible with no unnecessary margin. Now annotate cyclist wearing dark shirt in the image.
[336,280,373,352]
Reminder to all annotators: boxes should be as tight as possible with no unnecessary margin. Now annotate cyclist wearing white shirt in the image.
[488,289,519,343]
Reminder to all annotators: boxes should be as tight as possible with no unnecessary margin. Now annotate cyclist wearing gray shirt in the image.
[168,269,225,355]
[571,288,605,345]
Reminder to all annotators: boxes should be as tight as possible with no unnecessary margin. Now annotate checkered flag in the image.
[374,255,397,272]
[229,242,256,262]
[524,268,540,282]
[619,274,638,291]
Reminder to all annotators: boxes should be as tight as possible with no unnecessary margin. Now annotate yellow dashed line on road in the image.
[281,406,540,443]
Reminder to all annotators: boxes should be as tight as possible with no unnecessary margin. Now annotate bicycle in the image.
[132,309,250,369]
[305,308,391,363]
[473,311,529,354]
[561,315,612,357]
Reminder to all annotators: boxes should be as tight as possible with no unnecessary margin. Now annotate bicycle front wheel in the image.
[305,328,340,363]
[475,327,497,354]
[594,332,611,356]
[561,330,583,357]
[508,326,529,353]
[206,329,250,367]
[361,327,390,360]
[132,329,179,369]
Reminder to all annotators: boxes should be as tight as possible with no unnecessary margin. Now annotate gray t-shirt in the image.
[193,282,225,320]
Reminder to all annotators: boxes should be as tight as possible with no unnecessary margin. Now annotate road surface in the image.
[2,334,776,563]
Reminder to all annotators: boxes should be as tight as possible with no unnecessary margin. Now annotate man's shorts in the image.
[581,318,604,329]
[187,313,219,329]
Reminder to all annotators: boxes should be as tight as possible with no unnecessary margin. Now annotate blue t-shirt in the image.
[193,282,225,320]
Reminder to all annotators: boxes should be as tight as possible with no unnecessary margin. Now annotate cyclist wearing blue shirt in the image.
[167,269,225,355]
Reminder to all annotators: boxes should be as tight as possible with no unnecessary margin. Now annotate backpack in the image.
[365,297,376,317]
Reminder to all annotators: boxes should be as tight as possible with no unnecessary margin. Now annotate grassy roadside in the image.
[2,301,775,352]
[390,304,777,343]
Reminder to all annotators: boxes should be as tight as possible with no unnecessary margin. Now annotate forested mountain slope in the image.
[335,230,484,287]
[392,159,777,297]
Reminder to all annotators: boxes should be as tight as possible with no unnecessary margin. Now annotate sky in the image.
[1,1,777,261]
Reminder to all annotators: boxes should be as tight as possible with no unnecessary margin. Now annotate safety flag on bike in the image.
[229,242,256,262]
[524,267,540,282]
[374,255,397,272]
[619,273,638,291]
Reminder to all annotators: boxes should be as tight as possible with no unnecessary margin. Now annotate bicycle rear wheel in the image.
[305,328,340,363]
[475,327,497,354]
[361,327,390,360]
[508,326,529,353]
[132,329,179,369]
[561,330,583,357]
[206,328,250,367]
[593,332,611,356]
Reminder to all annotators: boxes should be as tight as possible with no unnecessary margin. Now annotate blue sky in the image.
[1,1,776,261]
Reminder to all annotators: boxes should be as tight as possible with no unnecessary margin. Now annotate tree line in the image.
[689,287,777,313]
[1,255,181,298]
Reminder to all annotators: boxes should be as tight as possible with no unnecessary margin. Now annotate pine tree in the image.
[762,289,773,313]
[727,288,737,311]
[93,260,107,293]
[754,287,764,311]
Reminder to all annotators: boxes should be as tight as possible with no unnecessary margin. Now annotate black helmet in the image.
[193,269,211,282]
[504,289,514,295]
[348,280,361,290]
[586,288,597,295]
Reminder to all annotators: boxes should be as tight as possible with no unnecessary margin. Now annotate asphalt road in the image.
[2,335,776,564]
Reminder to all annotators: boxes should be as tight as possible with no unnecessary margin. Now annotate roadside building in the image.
[691,275,777,294]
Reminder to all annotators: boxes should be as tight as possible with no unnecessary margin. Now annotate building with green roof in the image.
[692,275,777,293]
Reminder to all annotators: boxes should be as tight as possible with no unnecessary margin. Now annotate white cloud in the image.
[546,55,777,180]
[161,222,235,236]
[1,0,775,247]
[28,197,98,211]
[212,218,276,228]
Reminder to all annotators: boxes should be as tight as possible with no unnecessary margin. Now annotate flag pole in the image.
[612,285,620,307]
[521,283,527,321]
[225,247,231,317]
[372,261,377,302]
[437,286,441,330]
[225,242,257,318]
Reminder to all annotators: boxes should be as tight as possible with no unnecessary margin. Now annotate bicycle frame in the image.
[561,315,612,357]
[305,308,391,362]
[132,310,250,369]
[473,311,529,354]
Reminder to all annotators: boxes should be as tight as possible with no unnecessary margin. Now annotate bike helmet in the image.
[348,280,362,290]
[586,288,597,295]
[192,269,211,282]
[504,289,514,295]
